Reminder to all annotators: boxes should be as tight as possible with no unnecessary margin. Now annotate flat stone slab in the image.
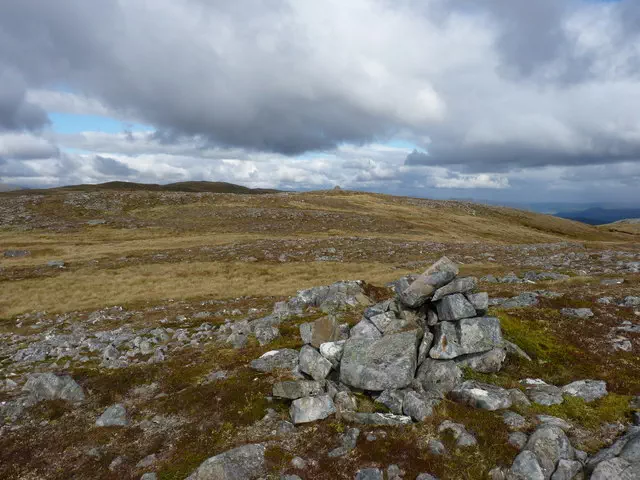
[273,380,325,400]
[432,277,478,302]
[250,349,299,373]
[341,411,413,426]
[186,443,266,480]
[430,317,503,360]
[561,379,607,403]
[340,330,419,391]
[435,293,478,321]
[521,379,564,406]
[290,395,336,424]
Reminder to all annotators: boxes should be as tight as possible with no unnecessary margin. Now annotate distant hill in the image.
[0,183,21,192]
[1,181,280,195]
[599,218,640,235]
[555,207,640,225]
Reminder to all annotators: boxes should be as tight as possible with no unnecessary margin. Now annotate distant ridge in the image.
[0,183,21,192]
[1,180,280,195]
[555,207,640,225]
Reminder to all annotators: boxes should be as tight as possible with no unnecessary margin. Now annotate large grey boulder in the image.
[435,293,477,321]
[560,308,594,319]
[290,395,336,424]
[403,391,435,421]
[250,349,299,375]
[299,345,332,381]
[561,380,607,403]
[273,381,324,400]
[550,459,583,480]
[432,277,478,302]
[368,311,398,334]
[430,317,503,360]
[450,381,513,411]
[455,348,506,373]
[355,468,383,480]
[22,373,85,405]
[309,315,341,348]
[509,450,545,480]
[375,389,405,415]
[186,444,266,480]
[96,404,128,427]
[591,457,640,480]
[416,358,462,395]
[399,270,456,308]
[340,330,419,390]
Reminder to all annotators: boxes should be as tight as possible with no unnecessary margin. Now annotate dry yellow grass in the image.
[0,261,415,317]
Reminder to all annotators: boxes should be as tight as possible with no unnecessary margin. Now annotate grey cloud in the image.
[93,155,138,177]
[0,69,49,131]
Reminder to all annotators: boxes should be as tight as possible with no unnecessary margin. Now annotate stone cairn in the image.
[252,256,513,426]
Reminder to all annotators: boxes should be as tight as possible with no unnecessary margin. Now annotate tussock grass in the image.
[0,261,409,317]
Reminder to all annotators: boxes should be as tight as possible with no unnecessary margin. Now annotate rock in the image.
[254,324,280,346]
[277,421,296,435]
[399,270,457,308]
[387,275,417,296]
[251,349,299,373]
[561,380,607,402]
[355,468,383,480]
[536,415,573,431]
[47,260,65,268]
[299,345,333,381]
[3,249,30,257]
[550,459,583,480]
[466,292,489,315]
[417,331,435,366]
[432,277,478,302]
[416,358,462,395]
[403,391,434,421]
[481,274,499,283]
[334,391,358,412]
[273,380,325,400]
[503,411,527,430]
[522,379,564,406]
[300,323,314,344]
[96,404,128,427]
[350,319,383,340]
[340,330,419,391]
[375,389,405,415]
[622,297,640,308]
[369,311,398,334]
[501,272,523,284]
[310,316,341,348]
[503,340,533,362]
[186,443,266,480]
[425,256,460,276]
[291,456,307,469]
[524,272,570,282]
[450,381,513,411]
[430,317,503,360]
[509,450,545,480]
[328,427,360,457]
[387,464,404,480]
[319,341,345,367]
[428,439,446,455]
[502,292,539,308]
[435,293,477,321]
[416,475,439,480]
[590,457,637,480]
[136,454,157,469]
[509,389,532,408]
[340,412,413,425]
[620,433,640,463]
[509,432,529,450]
[140,474,157,480]
[103,344,120,361]
[601,278,625,286]
[560,308,594,319]
[290,395,336,424]
[523,425,575,479]
[109,456,127,471]
[426,308,439,326]
[22,373,85,405]
[455,348,506,373]
[438,420,477,447]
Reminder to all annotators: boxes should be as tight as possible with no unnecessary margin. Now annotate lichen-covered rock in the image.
[375,389,405,415]
[299,345,332,381]
[273,380,325,400]
[399,270,456,308]
[509,450,545,480]
[186,444,266,480]
[561,380,607,403]
[455,348,506,373]
[522,379,564,406]
[340,411,413,425]
[430,317,503,360]
[438,420,478,447]
[22,373,85,405]
[435,293,477,321]
[416,358,462,395]
[310,315,341,348]
[340,330,419,391]
[290,395,336,424]
[96,404,128,427]
[466,292,489,315]
[250,349,299,373]
[417,331,435,366]
[403,391,434,421]
[450,381,513,411]
[523,425,575,479]
[432,277,478,302]
[350,319,382,340]
[319,341,345,368]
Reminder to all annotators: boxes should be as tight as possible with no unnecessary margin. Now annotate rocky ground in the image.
[1,189,639,479]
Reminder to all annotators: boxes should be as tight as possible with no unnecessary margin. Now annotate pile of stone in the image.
[253,257,508,425]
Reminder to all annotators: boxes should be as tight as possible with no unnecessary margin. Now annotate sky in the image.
[0,0,639,204]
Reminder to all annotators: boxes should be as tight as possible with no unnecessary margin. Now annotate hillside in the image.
[599,218,640,235]
[0,187,639,480]
[555,207,640,225]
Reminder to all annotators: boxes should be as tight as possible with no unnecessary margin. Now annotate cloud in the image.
[93,155,138,177]
[0,0,639,202]
[0,132,59,160]
[0,68,49,132]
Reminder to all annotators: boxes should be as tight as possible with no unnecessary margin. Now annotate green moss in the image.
[529,393,631,430]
